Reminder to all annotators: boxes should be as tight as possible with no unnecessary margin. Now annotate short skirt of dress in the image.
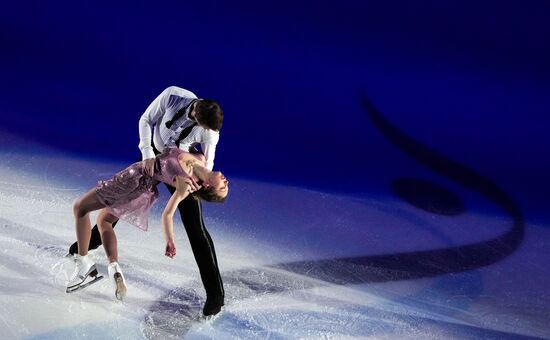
[95,161,159,231]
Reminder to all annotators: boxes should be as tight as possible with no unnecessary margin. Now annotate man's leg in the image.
[165,184,225,315]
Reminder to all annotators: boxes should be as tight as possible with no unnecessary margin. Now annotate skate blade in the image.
[114,273,127,301]
[66,275,104,293]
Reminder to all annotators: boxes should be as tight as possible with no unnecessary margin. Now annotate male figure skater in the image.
[68,86,225,316]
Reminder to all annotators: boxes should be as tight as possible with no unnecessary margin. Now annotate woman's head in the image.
[194,171,229,203]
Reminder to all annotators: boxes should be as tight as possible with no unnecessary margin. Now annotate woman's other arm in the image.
[161,176,199,258]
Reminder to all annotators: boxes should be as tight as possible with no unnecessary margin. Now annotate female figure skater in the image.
[66,148,229,300]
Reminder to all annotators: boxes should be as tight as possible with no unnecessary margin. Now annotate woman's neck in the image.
[192,163,209,182]
[178,152,207,181]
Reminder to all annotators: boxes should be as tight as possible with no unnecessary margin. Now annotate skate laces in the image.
[70,260,83,281]
[70,255,90,281]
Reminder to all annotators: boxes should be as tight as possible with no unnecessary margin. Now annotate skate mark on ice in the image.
[245,96,524,284]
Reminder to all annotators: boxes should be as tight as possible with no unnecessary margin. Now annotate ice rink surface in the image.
[0,132,549,340]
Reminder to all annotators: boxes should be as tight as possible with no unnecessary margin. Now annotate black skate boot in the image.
[203,295,224,317]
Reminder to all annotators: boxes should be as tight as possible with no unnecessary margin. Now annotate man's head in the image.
[193,99,223,131]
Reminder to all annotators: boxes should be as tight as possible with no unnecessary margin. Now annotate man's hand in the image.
[142,158,155,176]
[165,240,176,258]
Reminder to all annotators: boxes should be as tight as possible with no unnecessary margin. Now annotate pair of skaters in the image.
[66,87,228,317]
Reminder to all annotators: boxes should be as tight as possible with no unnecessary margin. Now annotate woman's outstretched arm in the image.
[161,176,199,258]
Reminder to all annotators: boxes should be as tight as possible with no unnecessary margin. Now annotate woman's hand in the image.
[165,240,176,258]
[175,176,200,194]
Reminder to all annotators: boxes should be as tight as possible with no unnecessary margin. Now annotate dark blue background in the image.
[1,1,549,220]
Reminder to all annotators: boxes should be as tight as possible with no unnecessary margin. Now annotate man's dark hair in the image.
[193,187,227,203]
[195,99,223,131]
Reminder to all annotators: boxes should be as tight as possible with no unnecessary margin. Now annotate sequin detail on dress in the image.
[95,148,189,231]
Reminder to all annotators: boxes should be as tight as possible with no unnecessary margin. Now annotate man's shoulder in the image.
[163,86,198,99]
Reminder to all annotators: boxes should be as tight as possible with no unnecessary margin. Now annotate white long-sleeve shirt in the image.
[138,86,220,170]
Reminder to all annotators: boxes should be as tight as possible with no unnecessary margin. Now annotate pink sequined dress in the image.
[95,148,190,230]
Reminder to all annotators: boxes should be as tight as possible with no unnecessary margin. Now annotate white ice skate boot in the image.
[108,261,127,301]
[66,254,102,293]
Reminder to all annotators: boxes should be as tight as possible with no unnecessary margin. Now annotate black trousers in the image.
[70,149,224,297]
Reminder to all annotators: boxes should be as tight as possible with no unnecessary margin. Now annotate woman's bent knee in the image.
[73,199,88,218]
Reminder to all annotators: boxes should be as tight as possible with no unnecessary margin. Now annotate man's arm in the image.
[202,141,218,171]
[138,86,180,160]
[201,130,220,170]
[179,129,219,170]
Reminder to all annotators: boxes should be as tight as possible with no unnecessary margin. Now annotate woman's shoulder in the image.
[176,150,206,165]
[192,153,206,163]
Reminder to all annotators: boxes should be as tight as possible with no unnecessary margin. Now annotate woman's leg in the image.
[97,209,120,263]
[97,209,127,300]
[73,189,105,256]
